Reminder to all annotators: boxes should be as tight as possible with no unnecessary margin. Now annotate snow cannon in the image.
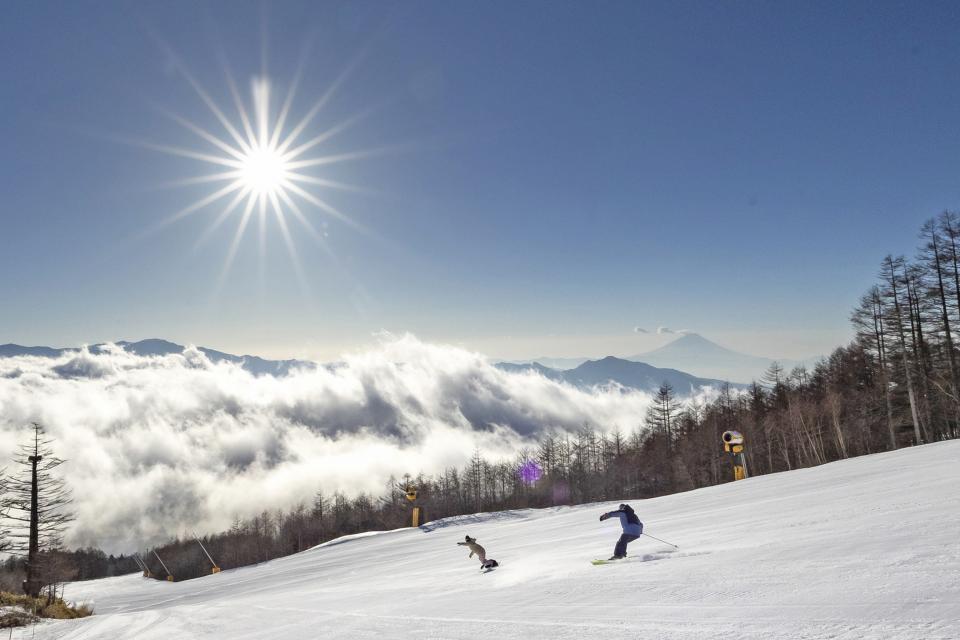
[193,533,221,575]
[404,486,423,527]
[721,431,748,481]
[722,430,744,447]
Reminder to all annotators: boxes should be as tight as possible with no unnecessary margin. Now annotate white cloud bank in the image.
[0,335,662,552]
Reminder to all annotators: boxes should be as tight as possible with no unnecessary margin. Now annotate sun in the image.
[140,52,377,286]
[240,145,289,197]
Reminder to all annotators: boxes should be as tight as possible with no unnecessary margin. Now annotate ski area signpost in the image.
[722,430,748,481]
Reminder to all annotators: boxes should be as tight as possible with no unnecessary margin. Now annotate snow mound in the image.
[35,441,960,639]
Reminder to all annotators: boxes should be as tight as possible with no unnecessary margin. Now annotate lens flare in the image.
[518,460,543,485]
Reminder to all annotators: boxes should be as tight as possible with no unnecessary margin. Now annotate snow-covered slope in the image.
[35,442,960,640]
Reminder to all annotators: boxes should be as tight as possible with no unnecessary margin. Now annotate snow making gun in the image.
[404,486,423,527]
[193,531,222,574]
[722,430,748,481]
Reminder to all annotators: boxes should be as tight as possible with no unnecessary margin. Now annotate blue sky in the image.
[3,0,960,361]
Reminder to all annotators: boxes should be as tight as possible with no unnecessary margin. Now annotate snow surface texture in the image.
[31,441,960,640]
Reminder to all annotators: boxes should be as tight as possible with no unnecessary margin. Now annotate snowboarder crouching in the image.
[599,503,643,560]
[457,535,499,570]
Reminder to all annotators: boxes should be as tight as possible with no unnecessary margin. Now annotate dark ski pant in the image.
[614,533,639,558]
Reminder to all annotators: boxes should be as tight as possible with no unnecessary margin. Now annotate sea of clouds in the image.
[0,334,670,552]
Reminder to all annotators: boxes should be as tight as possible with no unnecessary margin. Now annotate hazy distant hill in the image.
[0,344,65,358]
[629,333,816,384]
[521,356,590,370]
[0,339,313,377]
[496,356,746,395]
[495,361,566,381]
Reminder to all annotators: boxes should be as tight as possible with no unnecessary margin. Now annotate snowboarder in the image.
[599,503,643,560]
[457,535,499,570]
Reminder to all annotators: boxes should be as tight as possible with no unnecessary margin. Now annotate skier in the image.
[599,503,643,560]
[457,535,499,570]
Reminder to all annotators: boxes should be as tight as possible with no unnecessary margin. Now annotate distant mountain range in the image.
[1,333,819,388]
[505,333,821,385]
[496,356,748,396]
[0,339,313,377]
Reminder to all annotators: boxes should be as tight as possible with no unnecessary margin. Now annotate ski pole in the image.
[643,532,679,549]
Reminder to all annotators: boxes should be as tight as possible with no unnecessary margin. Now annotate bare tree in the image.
[881,255,923,444]
[645,382,680,453]
[852,286,899,448]
[1,423,75,597]
[0,471,9,553]
[920,219,958,394]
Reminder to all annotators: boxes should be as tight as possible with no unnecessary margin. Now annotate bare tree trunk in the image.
[871,289,899,449]
[828,391,848,458]
[905,268,933,441]
[927,221,959,385]
[925,220,960,437]
[884,255,923,444]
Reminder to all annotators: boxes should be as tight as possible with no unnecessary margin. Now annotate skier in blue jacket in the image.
[599,503,643,560]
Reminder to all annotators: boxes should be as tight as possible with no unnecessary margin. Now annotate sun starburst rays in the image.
[144,55,371,289]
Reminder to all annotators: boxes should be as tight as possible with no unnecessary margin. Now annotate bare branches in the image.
[0,423,75,595]
[0,470,9,553]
